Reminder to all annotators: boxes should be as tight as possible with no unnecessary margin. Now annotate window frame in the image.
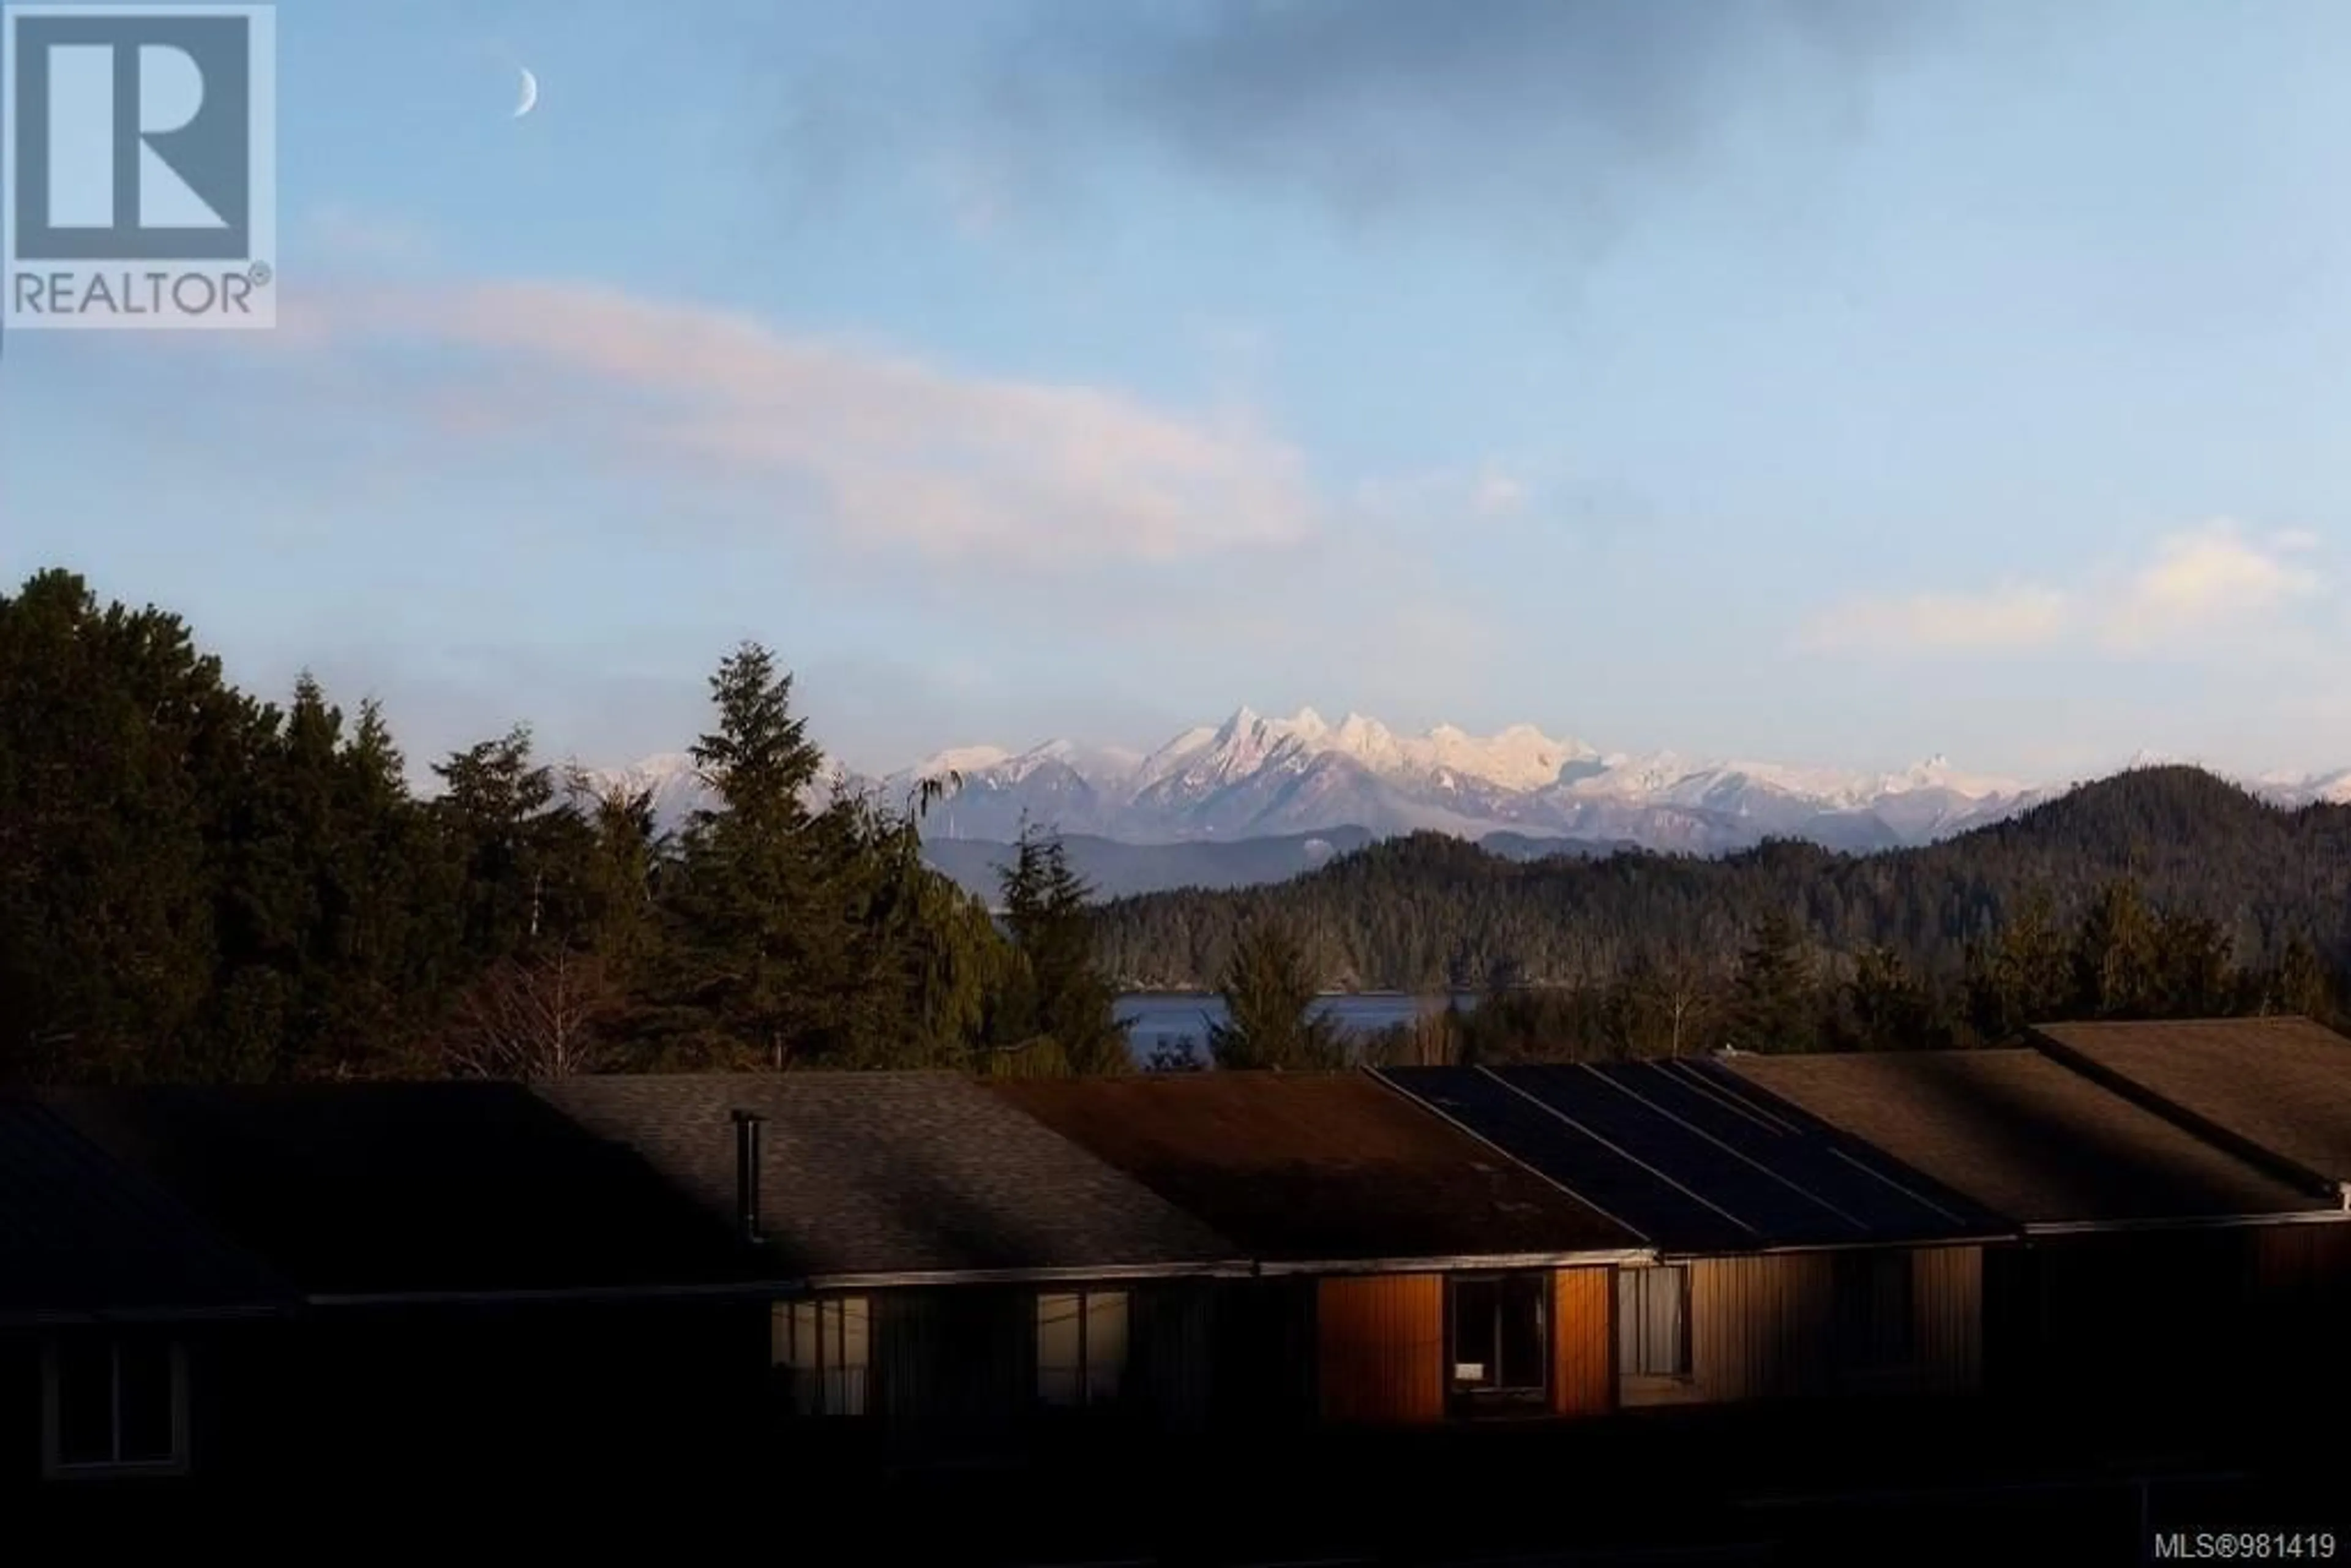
[41,1335,190,1480]
[1033,1287,1130,1411]
[772,1295,871,1418]
[1444,1270,1552,1411]
[1616,1262,1693,1384]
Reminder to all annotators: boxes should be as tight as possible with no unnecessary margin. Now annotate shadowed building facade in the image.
[989,1072,1648,1428]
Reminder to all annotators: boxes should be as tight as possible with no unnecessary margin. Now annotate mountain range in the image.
[580,708,2351,899]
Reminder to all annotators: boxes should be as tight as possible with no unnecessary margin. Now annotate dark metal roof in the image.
[988,1071,1644,1267]
[2029,1018,2351,1191]
[52,1082,776,1300]
[541,1072,1245,1284]
[0,1097,291,1323]
[1726,1049,2339,1229]
[1378,1062,2006,1253]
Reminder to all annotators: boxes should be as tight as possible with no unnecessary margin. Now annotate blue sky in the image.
[10,0,2351,779]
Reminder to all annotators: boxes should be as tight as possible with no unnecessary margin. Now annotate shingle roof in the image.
[988,1071,1644,1267]
[0,1097,290,1322]
[51,1082,769,1299]
[1378,1061,2007,1253]
[1725,1049,2334,1228]
[539,1072,1244,1283]
[2028,1018,2351,1193]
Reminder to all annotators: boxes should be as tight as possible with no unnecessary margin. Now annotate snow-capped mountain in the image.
[575,707,2351,861]
[572,708,2051,855]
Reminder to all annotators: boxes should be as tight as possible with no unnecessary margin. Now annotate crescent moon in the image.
[513,67,539,119]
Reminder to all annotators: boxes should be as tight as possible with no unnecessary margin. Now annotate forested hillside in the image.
[1096,770,2351,1059]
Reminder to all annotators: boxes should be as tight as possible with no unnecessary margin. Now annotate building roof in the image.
[1379,1061,2007,1254]
[2028,1018,2351,1195]
[987,1072,1646,1270]
[541,1072,1245,1285]
[0,1097,291,1324]
[51,1082,773,1300]
[1725,1049,2338,1229]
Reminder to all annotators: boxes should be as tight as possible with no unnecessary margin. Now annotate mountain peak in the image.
[580,708,2351,866]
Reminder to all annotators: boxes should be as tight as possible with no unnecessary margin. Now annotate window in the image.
[43,1335,186,1477]
[1447,1273,1548,1407]
[773,1297,869,1416]
[1036,1289,1128,1408]
[1834,1250,1916,1371]
[1617,1264,1690,1380]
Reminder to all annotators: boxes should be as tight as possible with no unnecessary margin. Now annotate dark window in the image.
[1448,1272,1548,1406]
[773,1297,869,1416]
[45,1336,185,1476]
[1834,1250,1916,1371]
[1617,1265,1690,1379]
[1037,1289,1128,1408]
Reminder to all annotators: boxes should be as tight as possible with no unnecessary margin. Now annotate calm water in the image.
[1115,991,1474,1062]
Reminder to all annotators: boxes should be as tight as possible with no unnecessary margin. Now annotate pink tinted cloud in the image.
[302,279,1318,568]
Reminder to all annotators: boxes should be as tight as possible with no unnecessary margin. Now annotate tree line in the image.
[0,571,1125,1084]
[1100,771,2351,1062]
[7,569,2347,1086]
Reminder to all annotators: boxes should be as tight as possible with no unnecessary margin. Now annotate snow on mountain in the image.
[574,751,708,827]
[579,707,2351,861]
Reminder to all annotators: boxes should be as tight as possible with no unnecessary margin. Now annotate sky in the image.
[10,0,2351,782]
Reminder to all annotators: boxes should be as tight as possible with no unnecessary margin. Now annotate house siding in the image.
[1625,1247,1983,1409]
[1689,1253,1837,1403]
[1550,1267,1614,1417]
[1316,1274,1445,1426]
[1910,1245,1984,1397]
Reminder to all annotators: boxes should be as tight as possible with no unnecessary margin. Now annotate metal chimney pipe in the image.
[731,1109,765,1242]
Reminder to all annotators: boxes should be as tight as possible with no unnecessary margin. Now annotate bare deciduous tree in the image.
[444,950,617,1081]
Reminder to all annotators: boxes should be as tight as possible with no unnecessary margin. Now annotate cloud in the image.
[1802,521,2329,658]
[1355,460,1537,525]
[2099,520,2322,648]
[1801,582,2071,653]
[763,1,1939,241]
[281,278,1318,568]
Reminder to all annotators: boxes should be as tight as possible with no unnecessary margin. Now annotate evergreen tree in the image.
[653,644,855,1070]
[1208,921,1346,1071]
[2251,934,2336,1022]
[0,572,238,1081]
[2150,910,2233,1018]
[988,825,1130,1075]
[2073,879,2161,1018]
[433,725,590,962]
[1963,890,2075,1042]
[1837,946,1940,1052]
[1727,910,1818,1052]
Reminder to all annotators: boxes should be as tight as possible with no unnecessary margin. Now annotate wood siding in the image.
[1627,1246,1983,1408]
[1316,1274,1445,1425]
[1687,1253,1836,1403]
[1550,1267,1614,1417]
[1910,1245,1983,1396]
